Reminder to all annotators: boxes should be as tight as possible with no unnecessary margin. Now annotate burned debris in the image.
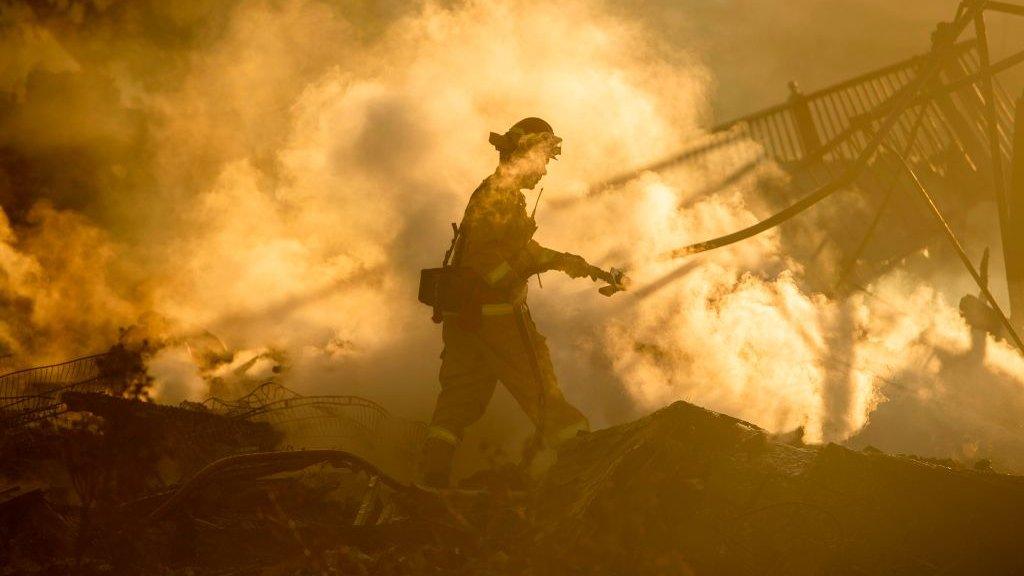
[0,346,439,574]
[5,370,1024,575]
[3,325,1024,576]
[536,401,1024,575]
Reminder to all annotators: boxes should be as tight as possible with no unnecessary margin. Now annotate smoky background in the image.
[2,0,1024,475]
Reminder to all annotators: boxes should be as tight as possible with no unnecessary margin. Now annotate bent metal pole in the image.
[888,145,1024,355]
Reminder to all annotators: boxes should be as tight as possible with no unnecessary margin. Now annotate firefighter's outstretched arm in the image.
[512,240,610,283]
[514,241,631,296]
[466,195,608,289]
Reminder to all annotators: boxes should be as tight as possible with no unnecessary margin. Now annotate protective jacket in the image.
[451,176,565,304]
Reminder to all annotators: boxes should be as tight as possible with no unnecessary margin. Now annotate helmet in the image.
[489,117,562,161]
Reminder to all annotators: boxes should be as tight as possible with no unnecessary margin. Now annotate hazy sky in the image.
[616,0,1024,121]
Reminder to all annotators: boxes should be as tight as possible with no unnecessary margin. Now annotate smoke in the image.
[0,201,139,360]
[147,345,207,404]
[2,0,1024,469]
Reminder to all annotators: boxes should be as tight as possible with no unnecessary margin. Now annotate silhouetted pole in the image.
[1011,91,1024,330]
[975,13,1022,334]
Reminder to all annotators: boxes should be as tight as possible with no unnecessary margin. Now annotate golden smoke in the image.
[2,0,1024,467]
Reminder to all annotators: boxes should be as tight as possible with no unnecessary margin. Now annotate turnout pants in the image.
[427,306,590,450]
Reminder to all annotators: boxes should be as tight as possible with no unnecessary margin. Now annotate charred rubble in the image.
[3,351,1024,576]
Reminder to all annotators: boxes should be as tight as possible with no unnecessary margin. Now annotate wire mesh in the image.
[0,354,113,429]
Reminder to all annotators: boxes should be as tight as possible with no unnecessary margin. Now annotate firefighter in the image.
[421,117,618,487]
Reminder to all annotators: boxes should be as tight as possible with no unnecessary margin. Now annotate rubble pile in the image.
[0,409,528,574]
[536,401,1024,575]
[4,392,1024,574]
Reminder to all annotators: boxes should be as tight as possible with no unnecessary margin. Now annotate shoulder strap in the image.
[450,178,490,267]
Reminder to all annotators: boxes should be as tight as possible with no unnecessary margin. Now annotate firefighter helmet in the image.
[489,117,562,161]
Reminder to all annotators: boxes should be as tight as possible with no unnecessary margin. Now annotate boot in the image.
[420,437,456,488]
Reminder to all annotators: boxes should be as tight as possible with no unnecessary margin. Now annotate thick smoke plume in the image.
[3,0,1024,469]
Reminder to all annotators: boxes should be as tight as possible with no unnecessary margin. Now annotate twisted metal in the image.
[0,353,114,429]
[203,381,391,452]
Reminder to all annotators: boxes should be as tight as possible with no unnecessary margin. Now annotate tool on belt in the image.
[418,222,463,323]
[419,222,487,327]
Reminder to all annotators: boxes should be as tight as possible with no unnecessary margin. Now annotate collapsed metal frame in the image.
[203,380,392,453]
[0,353,114,428]
[0,355,406,472]
[0,360,389,455]
[594,0,1024,353]
[587,39,1021,197]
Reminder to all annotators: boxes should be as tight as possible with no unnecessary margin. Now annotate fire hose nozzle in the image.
[598,267,631,297]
